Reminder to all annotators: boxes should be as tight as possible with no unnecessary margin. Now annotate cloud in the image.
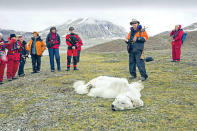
[0,1,197,35]
[1,0,197,10]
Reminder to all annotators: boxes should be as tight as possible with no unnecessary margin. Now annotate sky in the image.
[0,0,197,36]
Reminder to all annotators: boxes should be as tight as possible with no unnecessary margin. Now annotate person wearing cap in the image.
[46,27,61,72]
[65,27,82,71]
[126,19,149,81]
[170,25,184,62]
[27,32,46,73]
[6,34,22,81]
[0,33,7,84]
[18,36,29,77]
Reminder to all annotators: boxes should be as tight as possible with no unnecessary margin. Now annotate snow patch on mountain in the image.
[40,17,127,47]
[183,22,197,32]
[77,17,97,25]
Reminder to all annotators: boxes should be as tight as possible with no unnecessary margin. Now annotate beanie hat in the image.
[32,31,39,35]
[10,34,16,39]
[69,27,75,31]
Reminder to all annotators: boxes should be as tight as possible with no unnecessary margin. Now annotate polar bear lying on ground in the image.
[73,76,144,111]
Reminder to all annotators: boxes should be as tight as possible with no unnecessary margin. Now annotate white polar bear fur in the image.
[73,76,144,110]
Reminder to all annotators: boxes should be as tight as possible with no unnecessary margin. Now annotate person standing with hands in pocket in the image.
[46,27,61,72]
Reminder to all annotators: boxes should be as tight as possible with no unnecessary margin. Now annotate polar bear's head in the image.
[111,95,134,111]
[111,94,143,111]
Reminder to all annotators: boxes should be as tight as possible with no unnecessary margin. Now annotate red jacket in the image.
[66,33,83,50]
[170,25,184,46]
[6,38,22,61]
[46,32,61,49]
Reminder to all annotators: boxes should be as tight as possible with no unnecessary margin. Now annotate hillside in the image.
[85,24,197,53]
[145,22,197,50]
[84,39,127,53]
[146,30,197,50]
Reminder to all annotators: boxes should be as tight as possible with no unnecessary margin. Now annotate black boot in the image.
[8,78,12,81]
[19,74,25,77]
[12,77,18,80]
[74,67,79,71]
[31,70,37,74]
[66,67,70,71]
[129,75,136,80]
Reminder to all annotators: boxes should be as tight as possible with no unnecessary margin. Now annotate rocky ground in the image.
[0,47,197,130]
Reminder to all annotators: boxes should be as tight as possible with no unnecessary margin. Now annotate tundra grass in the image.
[0,49,197,130]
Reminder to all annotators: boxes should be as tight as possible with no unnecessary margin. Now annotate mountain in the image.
[0,28,32,41]
[40,17,127,47]
[85,22,197,53]
[156,22,197,35]
[183,22,197,32]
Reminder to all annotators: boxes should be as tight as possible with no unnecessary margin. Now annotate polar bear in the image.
[73,76,144,111]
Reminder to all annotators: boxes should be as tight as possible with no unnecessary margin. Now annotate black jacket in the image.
[19,40,29,56]
[128,30,146,52]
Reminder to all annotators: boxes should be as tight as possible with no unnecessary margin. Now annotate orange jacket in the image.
[127,29,148,42]
[127,28,148,59]
[27,37,46,56]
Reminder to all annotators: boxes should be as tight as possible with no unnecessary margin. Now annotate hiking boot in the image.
[0,81,3,85]
[171,60,176,62]
[51,70,55,72]
[8,78,12,81]
[36,70,40,73]
[140,77,147,81]
[19,74,25,77]
[129,76,136,80]
[12,77,18,80]
[73,67,79,71]
[31,71,37,74]
[66,68,70,71]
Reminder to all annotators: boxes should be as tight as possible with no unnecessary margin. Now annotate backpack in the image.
[145,57,154,62]
[182,32,187,44]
